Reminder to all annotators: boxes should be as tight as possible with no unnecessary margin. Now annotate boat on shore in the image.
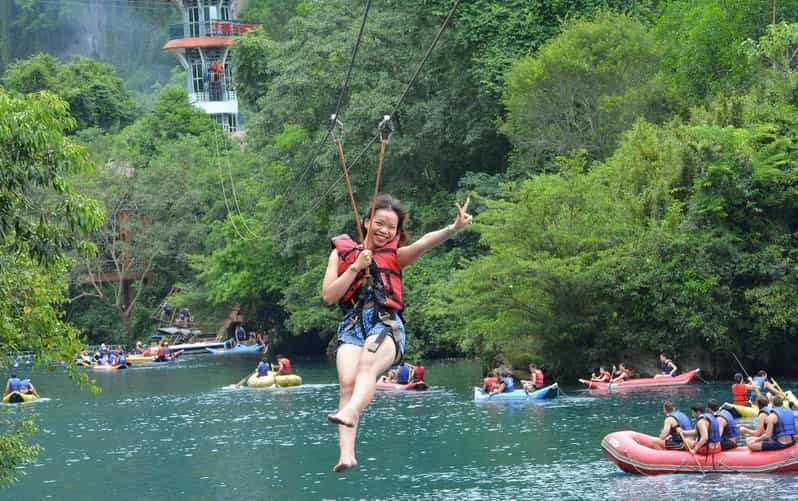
[206,343,264,355]
[473,382,559,401]
[151,327,224,354]
[602,430,798,474]
[579,369,700,390]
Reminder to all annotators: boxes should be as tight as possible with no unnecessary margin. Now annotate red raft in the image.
[602,430,798,475]
[579,368,699,390]
[376,380,429,391]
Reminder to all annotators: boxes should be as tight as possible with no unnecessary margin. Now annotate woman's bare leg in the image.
[328,338,396,428]
[333,344,361,473]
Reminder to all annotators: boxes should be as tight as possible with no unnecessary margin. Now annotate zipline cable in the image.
[256,0,462,242]
[218,0,374,241]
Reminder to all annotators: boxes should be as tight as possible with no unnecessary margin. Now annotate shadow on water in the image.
[3,358,797,500]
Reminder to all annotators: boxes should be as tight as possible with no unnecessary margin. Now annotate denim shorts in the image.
[761,439,794,451]
[336,306,406,356]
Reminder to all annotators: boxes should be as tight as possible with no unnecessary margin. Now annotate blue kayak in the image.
[473,382,559,401]
[205,343,265,355]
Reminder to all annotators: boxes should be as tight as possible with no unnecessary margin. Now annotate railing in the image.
[168,20,259,40]
[188,88,237,104]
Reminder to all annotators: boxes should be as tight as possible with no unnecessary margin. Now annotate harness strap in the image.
[367,311,402,364]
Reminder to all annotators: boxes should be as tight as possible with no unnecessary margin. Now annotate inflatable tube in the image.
[473,382,559,401]
[247,371,302,388]
[376,380,429,391]
[602,430,798,474]
[3,391,38,404]
[579,369,699,390]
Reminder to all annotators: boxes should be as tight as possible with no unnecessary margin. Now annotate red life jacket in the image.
[413,366,425,382]
[534,369,544,387]
[332,234,403,311]
[731,383,747,405]
[600,369,612,381]
[279,358,292,373]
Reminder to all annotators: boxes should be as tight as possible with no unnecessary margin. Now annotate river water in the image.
[2,358,797,500]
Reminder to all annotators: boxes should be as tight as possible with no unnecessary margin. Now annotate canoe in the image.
[247,371,302,388]
[602,430,798,474]
[3,391,38,404]
[579,369,700,390]
[376,380,429,391]
[206,343,264,355]
[721,401,795,419]
[473,382,559,401]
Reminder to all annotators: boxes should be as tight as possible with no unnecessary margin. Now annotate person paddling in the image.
[654,353,678,378]
[410,360,425,383]
[482,371,498,393]
[652,400,693,450]
[746,395,796,451]
[708,399,738,450]
[731,373,749,405]
[683,403,721,455]
[522,364,544,391]
[610,363,631,383]
[3,373,22,398]
[739,396,772,438]
[590,366,612,383]
[322,194,472,473]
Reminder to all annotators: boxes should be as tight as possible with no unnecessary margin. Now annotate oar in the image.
[235,370,255,388]
[677,429,705,475]
[731,352,763,399]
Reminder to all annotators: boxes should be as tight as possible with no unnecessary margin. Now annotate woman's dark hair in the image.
[734,373,743,383]
[361,194,410,246]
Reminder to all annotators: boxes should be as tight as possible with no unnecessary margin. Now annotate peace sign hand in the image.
[453,196,473,231]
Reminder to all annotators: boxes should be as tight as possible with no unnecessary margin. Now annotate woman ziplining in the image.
[321,118,472,473]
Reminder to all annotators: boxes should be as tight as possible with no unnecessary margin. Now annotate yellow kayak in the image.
[247,371,302,388]
[723,399,792,418]
[3,391,38,404]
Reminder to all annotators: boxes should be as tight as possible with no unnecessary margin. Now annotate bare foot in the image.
[333,459,358,473]
[327,409,358,428]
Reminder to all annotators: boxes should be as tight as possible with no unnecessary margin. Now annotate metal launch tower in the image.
[163,1,258,132]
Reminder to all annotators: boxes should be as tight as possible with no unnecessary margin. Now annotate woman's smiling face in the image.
[366,208,398,247]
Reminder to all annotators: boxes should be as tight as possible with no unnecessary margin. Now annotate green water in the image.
[2,358,797,500]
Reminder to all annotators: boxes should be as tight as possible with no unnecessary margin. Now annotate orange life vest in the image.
[731,383,747,405]
[333,234,403,311]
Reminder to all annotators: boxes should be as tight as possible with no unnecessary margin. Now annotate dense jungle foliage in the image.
[4,0,798,379]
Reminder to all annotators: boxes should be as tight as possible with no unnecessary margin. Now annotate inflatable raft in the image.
[207,343,264,355]
[602,430,798,474]
[2,391,38,404]
[579,369,700,390]
[473,382,559,401]
[92,363,128,371]
[247,371,302,388]
[126,354,155,363]
[376,380,429,391]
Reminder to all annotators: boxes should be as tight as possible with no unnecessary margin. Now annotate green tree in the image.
[0,89,103,484]
[501,12,665,172]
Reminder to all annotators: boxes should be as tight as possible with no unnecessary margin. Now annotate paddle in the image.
[731,352,763,399]
[677,429,705,475]
[235,346,269,387]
